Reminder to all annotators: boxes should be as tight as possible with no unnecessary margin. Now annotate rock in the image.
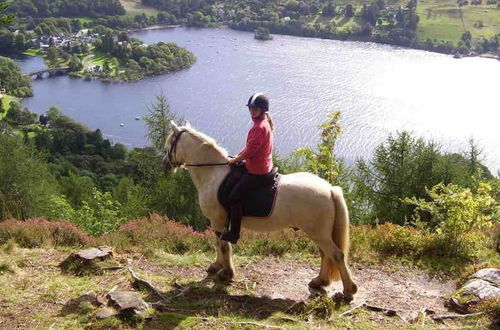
[461,279,500,300]
[96,306,119,320]
[472,268,500,287]
[448,268,500,313]
[107,290,148,313]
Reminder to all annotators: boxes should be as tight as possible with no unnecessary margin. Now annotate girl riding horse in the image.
[222,93,275,244]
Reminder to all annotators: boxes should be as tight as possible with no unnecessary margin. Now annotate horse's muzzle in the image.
[161,153,173,172]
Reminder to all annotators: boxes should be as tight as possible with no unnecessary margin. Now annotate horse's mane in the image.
[184,126,229,158]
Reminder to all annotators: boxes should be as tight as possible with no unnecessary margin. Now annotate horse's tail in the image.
[329,186,350,282]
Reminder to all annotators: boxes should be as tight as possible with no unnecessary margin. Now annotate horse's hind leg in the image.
[314,238,357,302]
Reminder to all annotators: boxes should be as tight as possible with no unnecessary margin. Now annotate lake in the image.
[18,27,500,172]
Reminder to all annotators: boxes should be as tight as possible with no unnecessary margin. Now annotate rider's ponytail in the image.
[266,113,275,132]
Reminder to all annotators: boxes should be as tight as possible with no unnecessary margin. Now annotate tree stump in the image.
[59,246,115,275]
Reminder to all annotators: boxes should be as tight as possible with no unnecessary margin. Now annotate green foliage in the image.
[352,131,490,224]
[294,111,344,186]
[0,56,33,97]
[113,177,148,220]
[0,2,14,28]
[92,30,196,81]
[404,182,497,255]
[0,132,58,220]
[6,0,125,18]
[72,188,124,236]
[144,93,177,153]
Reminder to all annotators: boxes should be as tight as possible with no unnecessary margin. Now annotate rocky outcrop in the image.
[447,268,500,313]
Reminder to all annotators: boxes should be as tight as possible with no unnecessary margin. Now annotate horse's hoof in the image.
[215,268,234,283]
[207,262,222,275]
[332,292,354,304]
[308,280,327,298]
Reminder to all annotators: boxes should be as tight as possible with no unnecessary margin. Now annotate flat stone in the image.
[76,246,113,261]
[107,290,148,312]
[472,268,500,287]
[96,306,119,319]
[462,279,500,300]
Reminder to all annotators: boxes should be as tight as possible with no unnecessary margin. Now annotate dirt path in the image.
[141,256,455,322]
[243,259,454,320]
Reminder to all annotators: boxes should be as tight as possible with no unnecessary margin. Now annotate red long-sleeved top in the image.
[240,116,273,175]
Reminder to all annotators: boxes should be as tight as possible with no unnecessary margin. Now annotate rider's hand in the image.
[228,157,239,166]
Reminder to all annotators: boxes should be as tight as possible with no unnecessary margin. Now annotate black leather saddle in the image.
[217,163,281,218]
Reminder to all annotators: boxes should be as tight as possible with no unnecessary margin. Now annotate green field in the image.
[417,0,500,42]
[23,48,40,57]
[120,0,159,15]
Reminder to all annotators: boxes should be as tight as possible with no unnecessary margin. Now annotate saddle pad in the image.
[218,164,280,218]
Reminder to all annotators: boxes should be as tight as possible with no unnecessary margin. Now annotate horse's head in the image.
[161,120,191,173]
[161,120,228,172]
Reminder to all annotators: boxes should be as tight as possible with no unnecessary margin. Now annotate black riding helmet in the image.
[246,93,269,112]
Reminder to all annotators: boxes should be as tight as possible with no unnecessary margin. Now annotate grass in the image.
[120,0,159,15]
[0,245,494,329]
[417,0,500,43]
[23,48,40,57]
[0,217,498,328]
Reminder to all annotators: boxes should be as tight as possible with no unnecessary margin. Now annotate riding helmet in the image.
[247,93,269,112]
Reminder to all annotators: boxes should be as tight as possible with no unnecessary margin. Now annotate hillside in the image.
[1,217,497,329]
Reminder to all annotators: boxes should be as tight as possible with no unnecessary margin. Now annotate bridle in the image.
[167,129,229,167]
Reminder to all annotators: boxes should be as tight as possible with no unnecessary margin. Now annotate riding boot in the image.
[221,203,242,244]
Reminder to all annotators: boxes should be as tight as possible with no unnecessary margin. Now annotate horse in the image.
[162,121,358,301]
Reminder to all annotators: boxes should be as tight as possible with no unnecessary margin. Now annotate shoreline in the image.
[126,24,500,61]
[126,24,181,33]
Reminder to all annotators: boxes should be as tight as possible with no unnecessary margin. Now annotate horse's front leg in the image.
[207,231,235,282]
[207,231,223,274]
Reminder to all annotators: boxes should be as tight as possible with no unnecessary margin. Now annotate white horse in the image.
[162,121,358,301]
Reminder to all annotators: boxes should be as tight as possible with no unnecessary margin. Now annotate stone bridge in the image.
[26,67,70,79]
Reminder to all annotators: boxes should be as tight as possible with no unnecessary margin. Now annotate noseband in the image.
[167,129,229,167]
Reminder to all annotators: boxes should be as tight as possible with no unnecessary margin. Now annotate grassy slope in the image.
[417,0,500,42]
[289,0,499,44]
[120,0,159,16]
[0,246,494,329]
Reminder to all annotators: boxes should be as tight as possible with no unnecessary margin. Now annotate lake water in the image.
[18,27,500,172]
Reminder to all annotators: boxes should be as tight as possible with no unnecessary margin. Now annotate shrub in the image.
[404,182,497,257]
[100,214,213,254]
[100,214,318,257]
[0,218,92,248]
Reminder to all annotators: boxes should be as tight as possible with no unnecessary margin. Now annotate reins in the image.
[168,129,229,167]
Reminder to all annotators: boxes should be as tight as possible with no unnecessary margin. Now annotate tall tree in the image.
[144,93,179,153]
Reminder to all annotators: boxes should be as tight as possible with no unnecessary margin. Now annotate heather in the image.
[2,215,497,276]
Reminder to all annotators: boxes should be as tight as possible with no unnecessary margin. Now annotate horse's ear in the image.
[170,120,180,134]
[184,120,192,129]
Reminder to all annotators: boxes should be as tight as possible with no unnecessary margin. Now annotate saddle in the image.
[217,163,281,218]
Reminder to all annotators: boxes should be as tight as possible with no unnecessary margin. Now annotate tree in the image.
[144,93,179,153]
[0,2,14,27]
[68,55,83,71]
[294,111,345,186]
[0,132,59,220]
[345,4,355,17]
[46,46,59,66]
